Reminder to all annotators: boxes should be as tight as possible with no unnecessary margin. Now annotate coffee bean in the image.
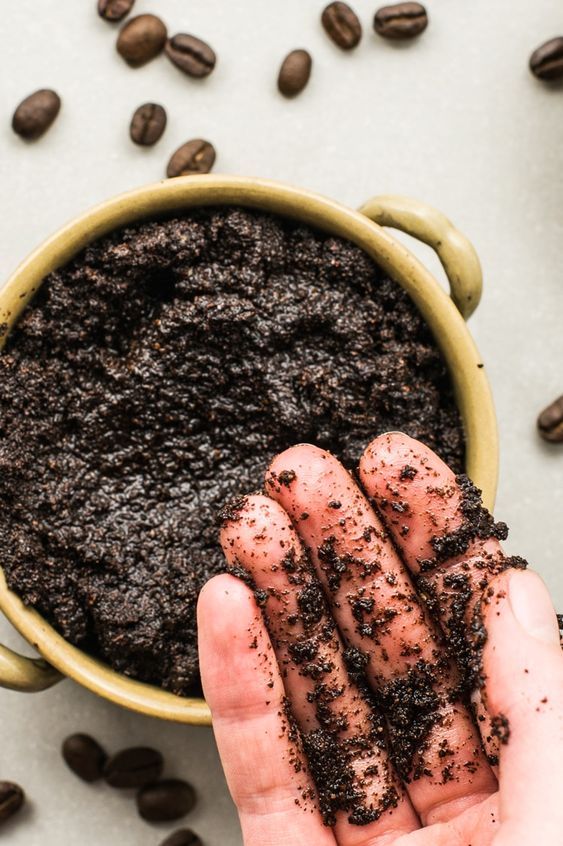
[98,0,135,22]
[278,49,313,98]
[12,89,61,140]
[130,103,167,146]
[0,782,24,824]
[165,34,217,78]
[537,395,563,442]
[117,14,167,67]
[160,829,203,846]
[321,3,362,50]
[166,140,216,178]
[137,779,196,823]
[373,2,428,39]
[529,37,563,81]
[62,734,107,782]
[104,747,164,788]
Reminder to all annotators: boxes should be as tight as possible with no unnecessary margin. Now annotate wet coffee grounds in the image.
[418,474,509,573]
[0,207,464,695]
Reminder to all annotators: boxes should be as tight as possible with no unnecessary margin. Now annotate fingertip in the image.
[219,493,297,571]
[266,443,333,490]
[359,432,444,484]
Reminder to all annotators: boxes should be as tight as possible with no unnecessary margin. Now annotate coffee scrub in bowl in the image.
[0,175,496,723]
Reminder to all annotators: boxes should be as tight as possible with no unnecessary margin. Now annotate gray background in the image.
[1,1,562,843]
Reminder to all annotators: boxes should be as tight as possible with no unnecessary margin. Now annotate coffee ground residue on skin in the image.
[226,538,402,827]
[419,475,509,573]
[490,713,510,745]
[0,207,464,695]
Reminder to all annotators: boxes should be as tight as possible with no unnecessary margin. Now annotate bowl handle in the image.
[358,195,483,319]
[0,643,62,692]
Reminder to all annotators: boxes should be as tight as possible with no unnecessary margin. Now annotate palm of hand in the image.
[198,435,563,846]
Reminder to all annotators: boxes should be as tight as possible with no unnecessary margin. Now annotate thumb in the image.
[482,568,563,841]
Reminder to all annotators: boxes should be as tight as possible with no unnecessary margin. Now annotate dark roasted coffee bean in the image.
[278,49,313,98]
[165,34,216,78]
[130,103,167,146]
[137,779,196,823]
[160,829,203,846]
[529,37,563,81]
[321,2,362,50]
[117,14,167,67]
[537,395,563,442]
[62,733,107,782]
[0,782,24,824]
[373,2,428,39]
[104,747,163,788]
[166,140,216,178]
[12,89,61,140]
[98,0,135,22]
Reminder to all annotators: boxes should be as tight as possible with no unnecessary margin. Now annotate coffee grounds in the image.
[490,713,510,745]
[0,207,464,694]
[418,475,509,573]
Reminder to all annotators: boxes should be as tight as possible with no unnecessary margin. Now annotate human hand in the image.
[198,433,563,846]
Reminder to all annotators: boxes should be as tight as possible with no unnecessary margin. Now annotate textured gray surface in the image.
[1,1,562,843]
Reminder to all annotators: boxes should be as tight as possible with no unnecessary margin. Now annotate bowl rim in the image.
[0,174,498,723]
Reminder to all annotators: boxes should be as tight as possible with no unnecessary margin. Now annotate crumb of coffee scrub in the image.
[490,713,510,745]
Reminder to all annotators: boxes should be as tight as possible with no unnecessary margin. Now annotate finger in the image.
[358,433,519,761]
[266,445,496,826]
[482,569,563,842]
[220,495,419,842]
[197,574,336,846]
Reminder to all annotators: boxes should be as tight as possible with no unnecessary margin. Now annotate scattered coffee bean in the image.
[278,49,313,98]
[12,89,61,140]
[97,0,135,22]
[373,2,428,39]
[529,37,563,81]
[104,747,164,788]
[137,779,196,823]
[130,103,167,146]
[537,395,563,442]
[321,2,362,50]
[166,140,216,178]
[116,14,167,67]
[0,782,24,824]
[165,34,217,78]
[62,734,107,782]
[160,829,203,846]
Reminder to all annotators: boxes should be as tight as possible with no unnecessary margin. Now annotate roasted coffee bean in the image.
[116,14,167,67]
[537,395,563,442]
[137,779,196,822]
[166,140,216,178]
[278,49,313,98]
[62,733,107,782]
[98,0,135,22]
[321,2,362,50]
[165,34,216,78]
[130,103,167,146]
[0,782,24,824]
[12,89,61,140]
[373,2,428,39]
[104,747,164,788]
[529,37,563,81]
[160,829,203,846]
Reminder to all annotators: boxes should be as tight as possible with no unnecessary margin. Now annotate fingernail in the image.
[509,570,561,645]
